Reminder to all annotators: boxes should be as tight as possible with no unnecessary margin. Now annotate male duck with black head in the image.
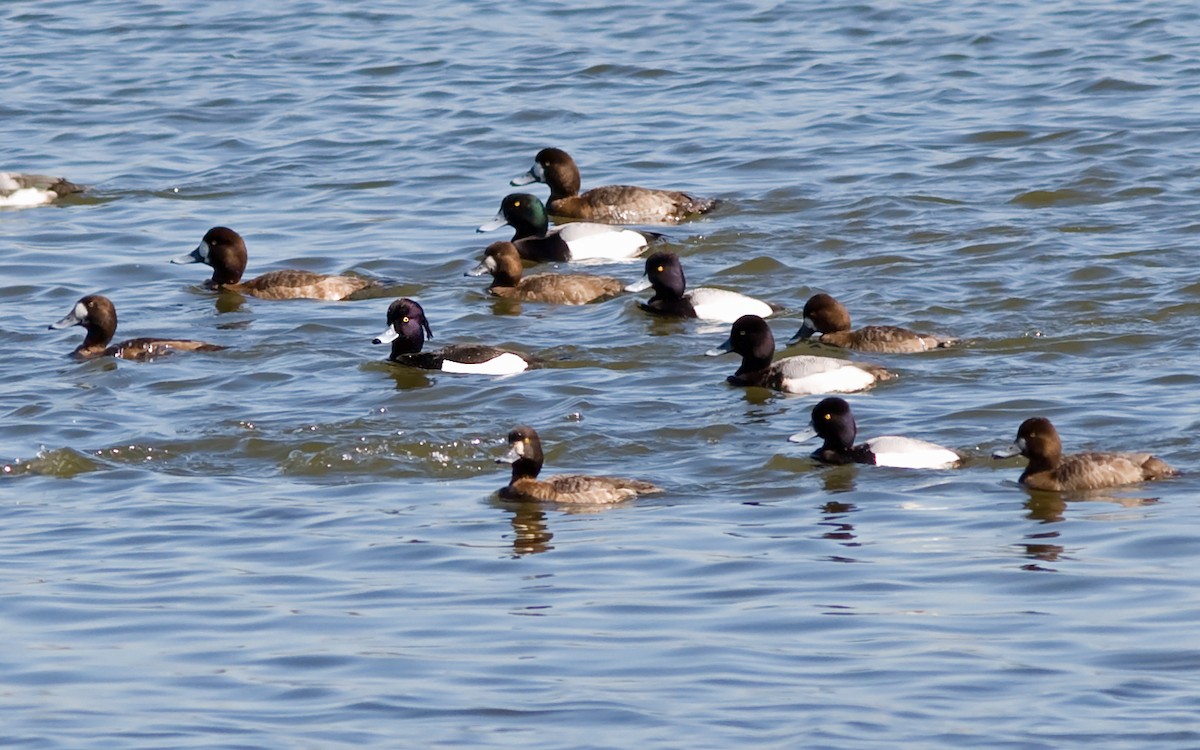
[173,226,376,301]
[511,147,718,225]
[467,241,623,304]
[627,251,774,323]
[496,425,663,504]
[789,397,960,469]
[707,315,892,395]
[789,293,956,353]
[372,298,533,375]
[477,193,649,263]
[49,294,224,361]
[993,417,1176,492]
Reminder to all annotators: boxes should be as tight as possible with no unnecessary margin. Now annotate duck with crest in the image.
[372,298,532,375]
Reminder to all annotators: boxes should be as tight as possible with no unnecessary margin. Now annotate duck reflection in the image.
[819,499,859,548]
[494,499,554,556]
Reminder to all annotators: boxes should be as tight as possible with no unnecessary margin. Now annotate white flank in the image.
[441,352,528,375]
[688,287,773,323]
[0,188,54,207]
[775,356,878,395]
[865,436,960,469]
[555,223,646,261]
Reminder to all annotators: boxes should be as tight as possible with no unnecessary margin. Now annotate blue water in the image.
[4,1,1200,747]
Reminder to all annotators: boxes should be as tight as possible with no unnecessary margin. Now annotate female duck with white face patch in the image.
[626,251,774,324]
[49,294,224,361]
[496,425,663,504]
[477,193,650,264]
[372,298,532,375]
[173,226,377,301]
[789,397,960,469]
[993,417,1175,492]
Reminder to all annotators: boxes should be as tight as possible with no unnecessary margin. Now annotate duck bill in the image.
[787,429,817,444]
[477,213,509,233]
[372,326,400,345]
[495,444,521,464]
[510,168,539,187]
[991,440,1025,460]
[171,243,205,265]
[704,337,734,357]
[624,275,652,293]
[49,306,84,330]
[787,322,817,345]
[465,257,494,277]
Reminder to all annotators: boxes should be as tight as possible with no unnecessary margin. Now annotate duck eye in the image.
[656,265,664,272]
[402,316,410,323]
[824,413,832,420]
[513,200,522,207]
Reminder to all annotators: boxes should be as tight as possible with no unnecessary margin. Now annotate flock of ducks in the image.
[17,148,1177,502]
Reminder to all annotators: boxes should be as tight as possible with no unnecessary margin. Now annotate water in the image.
[4,0,1200,746]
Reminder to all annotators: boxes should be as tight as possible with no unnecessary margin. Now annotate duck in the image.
[788,397,960,469]
[788,293,955,353]
[49,294,224,361]
[707,315,892,395]
[476,193,649,263]
[992,416,1176,492]
[1,172,84,208]
[496,425,664,504]
[372,298,531,375]
[466,241,623,304]
[510,147,717,225]
[172,226,376,301]
[626,251,774,323]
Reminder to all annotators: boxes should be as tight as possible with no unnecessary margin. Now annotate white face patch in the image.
[195,240,210,261]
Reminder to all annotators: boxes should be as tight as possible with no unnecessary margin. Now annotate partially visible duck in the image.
[707,315,892,395]
[789,293,955,353]
[992,416,1176,492]
[626,251,773,323]
[788,397,960,469]
[49,294,224,361]
[172,226,375,301]
[510,147,717,225]
[1,172,83,208]
[496,425,663,504]
[466,241,623,304]
[476,193,648,263]
[372,298,531,375]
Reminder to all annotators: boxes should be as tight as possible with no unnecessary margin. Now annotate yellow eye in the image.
[514,200,522,207]
[824,413,832,420]
[402,316,409,323]
[656,265,664,272]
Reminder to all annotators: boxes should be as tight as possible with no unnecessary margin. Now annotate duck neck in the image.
[509,456,542,482]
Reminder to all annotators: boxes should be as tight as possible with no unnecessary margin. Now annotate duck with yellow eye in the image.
[789,397,960,469]
[993,417,1175,491]
[707,315,892,395]
[626,251,774,323]
[496,425,663,504]
[49,294,224,361]
[476,193,650,263]
[372,298,532,375]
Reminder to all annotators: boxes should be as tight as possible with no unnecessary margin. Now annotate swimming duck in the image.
[626,251,774,323]
[788,294,956,353]
[510,147,717,225]
[372,298,531,375]
[466,241,623,304]
[788,397,960,469]
[496,425,663,504]
[992,416,1176,492]
[1,172,83,207]
[172,226,375,301]
[707,315,892,394]
[49,294,224,361]
[476,193,649,263]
